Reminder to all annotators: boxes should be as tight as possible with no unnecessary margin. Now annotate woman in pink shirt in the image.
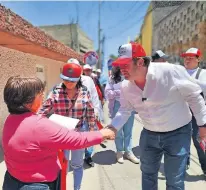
[2,76,115,190]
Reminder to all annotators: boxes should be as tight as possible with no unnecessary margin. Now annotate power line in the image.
[106,5,156,40]
[106,2,146,31]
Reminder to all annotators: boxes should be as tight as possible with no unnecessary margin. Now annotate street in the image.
[0,104,206,189]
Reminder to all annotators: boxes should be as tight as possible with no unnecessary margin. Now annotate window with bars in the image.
[187,7,190,13]
[196,13,199,20]
[36,67,44,72]
[196,1,200,8]
[191,9,195,17]
[201,4,204,10]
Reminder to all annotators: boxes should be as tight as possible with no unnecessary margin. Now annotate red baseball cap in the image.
[181,48,201,57]
[60,61,82,82]
[112,42,146,66]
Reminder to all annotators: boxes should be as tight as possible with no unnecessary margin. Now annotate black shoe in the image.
[84,157,94,167]
[100,143,107,148]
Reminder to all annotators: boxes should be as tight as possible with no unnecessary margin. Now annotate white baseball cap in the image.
[83,64,92,70]
[96,69,101,73]
[181,48,201,57]
[152,50,169,61]
[112,42,146,66]
[67,58,80,65]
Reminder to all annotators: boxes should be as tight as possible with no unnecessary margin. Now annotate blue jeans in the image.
[112,100,135,153]
[64,149,84,190]
[85,146,94,159]
[140,122,192,190]
[3,171,60,190]
[188,116,206,173]
[64,124,87,190]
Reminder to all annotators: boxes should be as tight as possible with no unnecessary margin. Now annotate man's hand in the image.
[100,128,116,140]
[199,125,206,141]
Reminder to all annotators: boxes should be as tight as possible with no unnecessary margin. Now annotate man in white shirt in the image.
[182,48,206,175]
[106,42,206,190]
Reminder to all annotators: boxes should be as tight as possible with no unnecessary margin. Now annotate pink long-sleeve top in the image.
[2,112,103,183]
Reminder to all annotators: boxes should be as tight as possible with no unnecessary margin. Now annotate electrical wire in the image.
[106,5,156,40]
[106,1,147,31]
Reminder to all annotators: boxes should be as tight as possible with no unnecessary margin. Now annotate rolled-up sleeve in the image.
[173,66,206,126]
[111,86,134,130]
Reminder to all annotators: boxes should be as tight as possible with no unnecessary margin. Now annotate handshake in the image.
[100,125,117,140]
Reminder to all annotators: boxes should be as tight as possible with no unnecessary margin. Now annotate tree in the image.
[109,54,118,60]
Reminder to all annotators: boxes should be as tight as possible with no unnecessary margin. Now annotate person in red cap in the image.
[38,60,108,190]
[182,48,206,175]
[106,42,206,190]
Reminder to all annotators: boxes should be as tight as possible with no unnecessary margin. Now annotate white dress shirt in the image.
[112,62,206,132]
[81,75,100,116]
[187,67,206,100]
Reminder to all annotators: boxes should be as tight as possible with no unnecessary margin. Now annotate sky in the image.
[0,1,150,82]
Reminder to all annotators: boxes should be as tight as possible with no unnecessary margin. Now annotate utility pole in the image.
[97,0,101,69]
[101,34,105,71]
[75,2,79,53]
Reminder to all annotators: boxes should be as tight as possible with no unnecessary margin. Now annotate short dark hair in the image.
[133,56,151,67]
[4,76,45,114]
[111,66,122,84]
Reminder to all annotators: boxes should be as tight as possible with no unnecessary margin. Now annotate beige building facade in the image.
[40,24,94,55]
[153,1,206,66]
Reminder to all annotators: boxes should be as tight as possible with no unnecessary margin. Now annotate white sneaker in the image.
[124,152,139,164]
[116,152,124,164]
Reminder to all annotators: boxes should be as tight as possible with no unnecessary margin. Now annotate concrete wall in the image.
[40,24,77,49]
[0,46,64,142]
[40,24,94,55]
[78,26,94,52]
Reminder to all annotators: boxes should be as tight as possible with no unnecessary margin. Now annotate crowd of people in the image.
[1,42,206,190]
